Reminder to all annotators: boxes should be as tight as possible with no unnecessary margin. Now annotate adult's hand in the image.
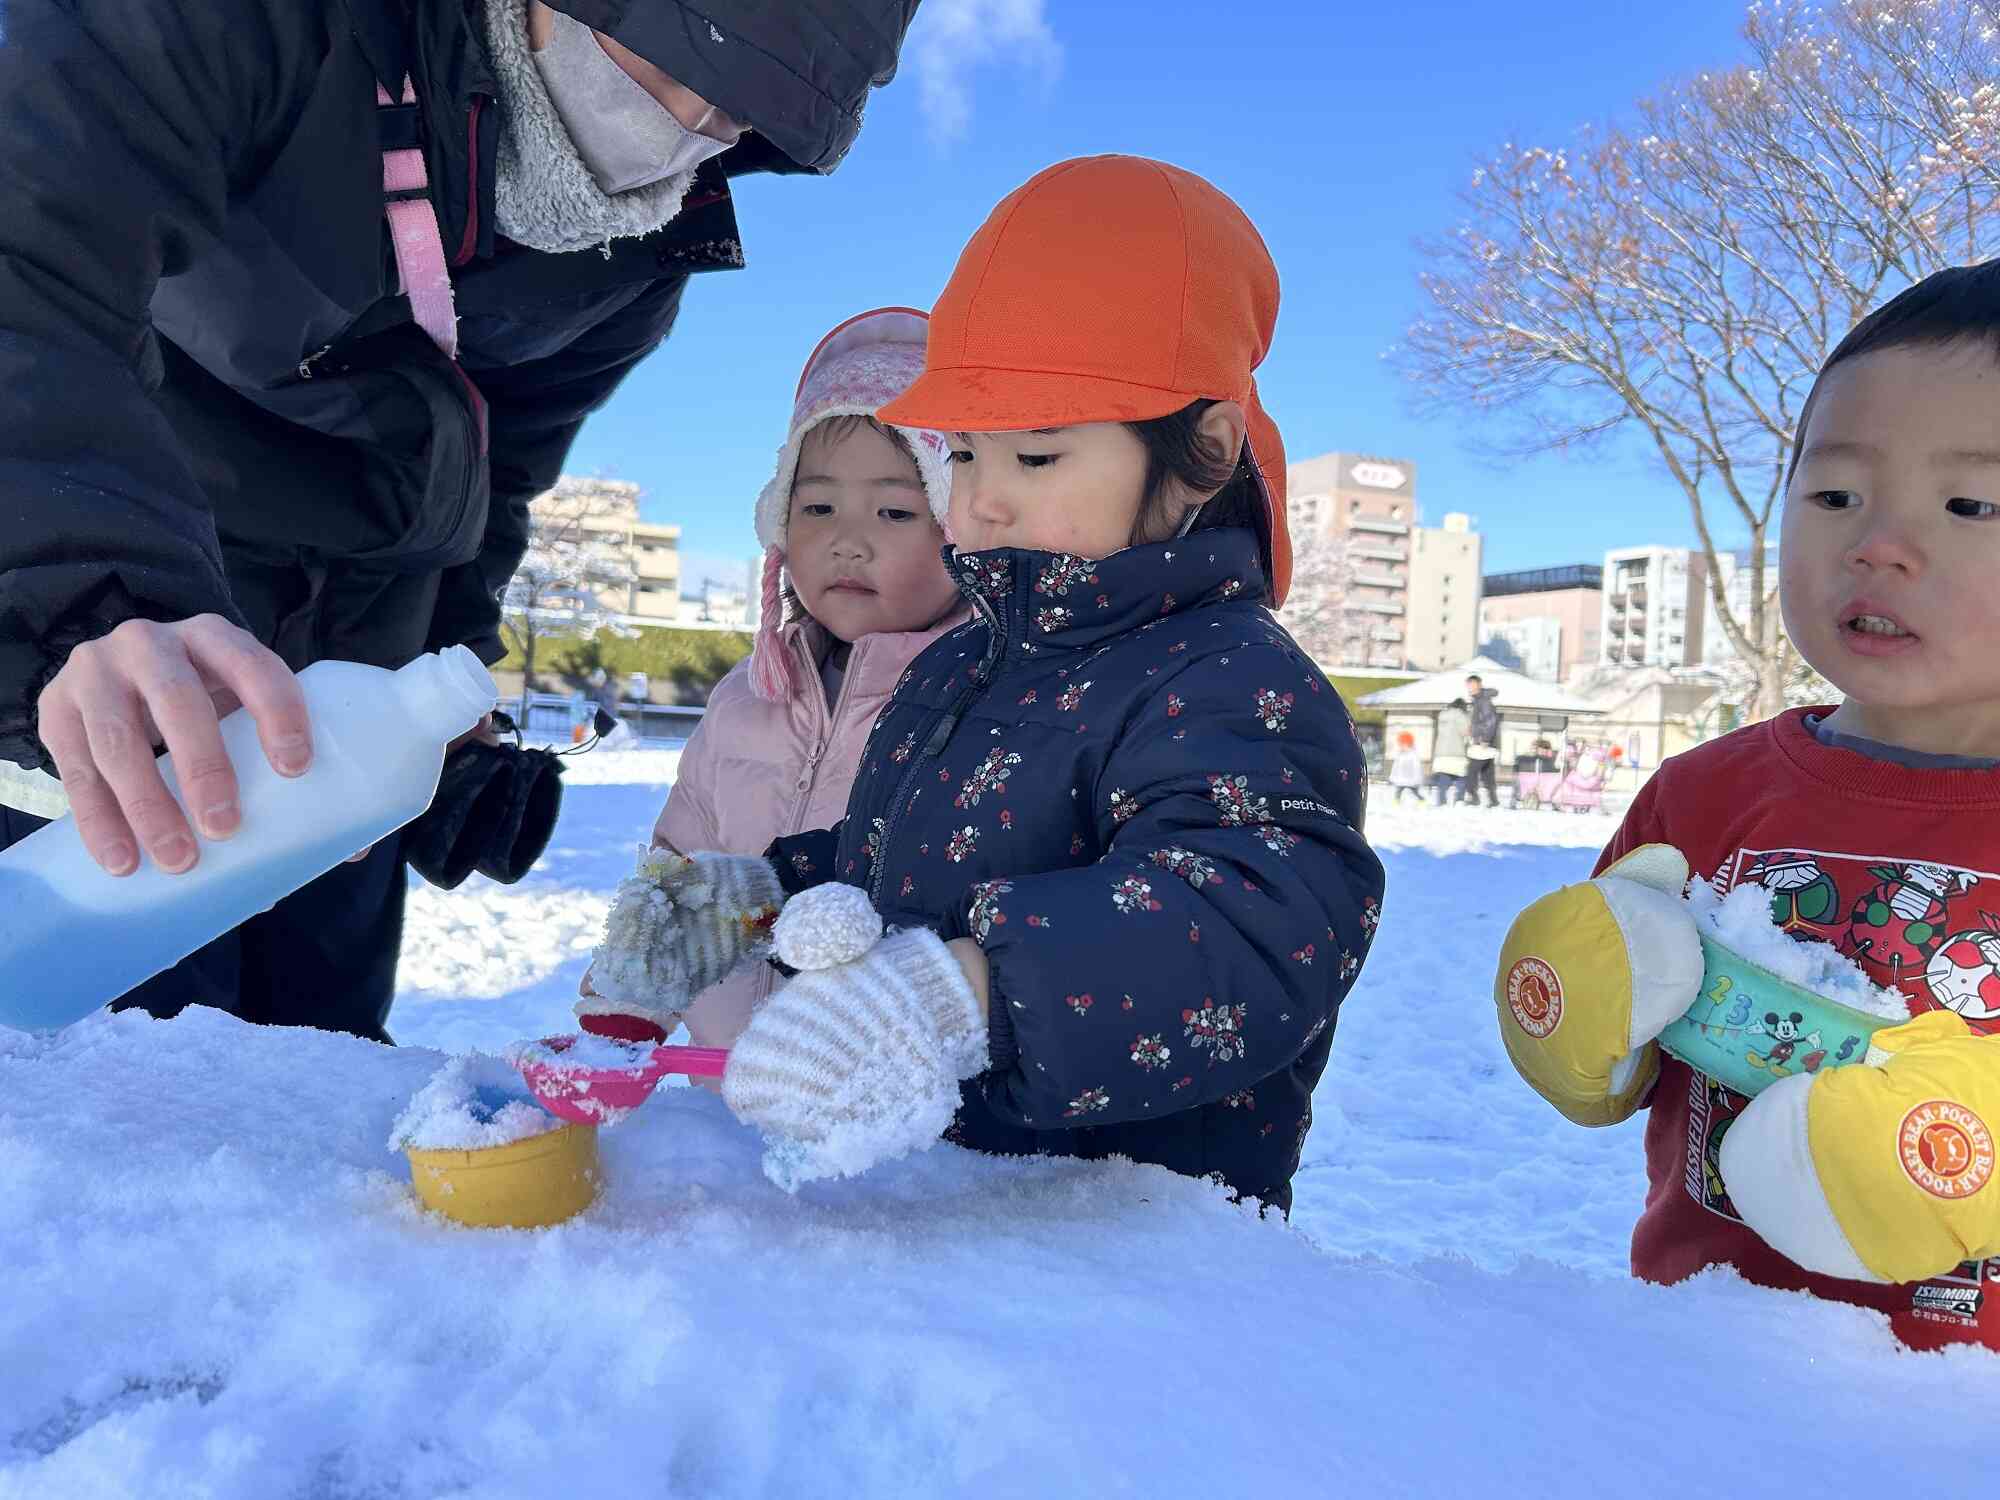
[36,615,311,877]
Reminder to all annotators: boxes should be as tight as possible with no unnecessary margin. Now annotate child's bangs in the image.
[804,411,901,450]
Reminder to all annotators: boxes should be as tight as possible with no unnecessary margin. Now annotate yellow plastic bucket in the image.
[404,1121,601,1229]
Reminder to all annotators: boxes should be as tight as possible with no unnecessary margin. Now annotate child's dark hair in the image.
[1788,260,2000,484]
[1124,400,1276,603]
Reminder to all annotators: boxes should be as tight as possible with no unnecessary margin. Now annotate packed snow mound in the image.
[2,1003,1990,1498]
[8,782,1981,1496]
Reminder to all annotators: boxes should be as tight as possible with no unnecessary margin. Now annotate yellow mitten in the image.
[1494,844,1704,1126]
[1719,1010,2000,1284]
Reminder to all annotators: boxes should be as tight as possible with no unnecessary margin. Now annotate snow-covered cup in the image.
[1655,933,1902,1099]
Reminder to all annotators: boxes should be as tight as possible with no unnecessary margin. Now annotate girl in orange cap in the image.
[587,156,1388,1210]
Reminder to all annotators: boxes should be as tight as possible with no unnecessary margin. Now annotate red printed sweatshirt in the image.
[1599,709,2000,1351]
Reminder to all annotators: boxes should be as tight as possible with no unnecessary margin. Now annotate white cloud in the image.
[906,0,1063,146]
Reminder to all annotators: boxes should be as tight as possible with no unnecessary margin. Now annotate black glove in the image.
[403,741,564,890]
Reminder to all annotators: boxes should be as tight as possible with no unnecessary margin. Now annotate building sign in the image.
[1348,460,1408,491]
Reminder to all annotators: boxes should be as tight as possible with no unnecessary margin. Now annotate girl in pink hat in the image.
[578,307,964,1051]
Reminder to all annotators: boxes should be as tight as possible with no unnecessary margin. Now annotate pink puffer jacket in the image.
[653,613,961,1048]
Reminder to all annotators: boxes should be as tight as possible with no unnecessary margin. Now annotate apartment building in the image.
[1479,563,1603,682]
[528,477,683,621]
[1600,545,1707,668]
[677,572,754,630]
[1405,514,1483,671]
[1284,452,1483,671]
[1702,543,1780,666]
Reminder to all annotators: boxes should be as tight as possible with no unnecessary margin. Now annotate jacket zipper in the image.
[791,633,855,800]
[452,96,486,268]
[756,631,847,1007]
[448,360,489,457]
[867,587,1008,906]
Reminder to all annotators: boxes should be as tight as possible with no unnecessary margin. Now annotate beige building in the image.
[1702,543,1780,668]
[1284,452,1481,671]
[1479,564,1604,682]
[1357,654,1604,772]
[1571,664,1727,778]
[529,477,682,620]
[1405,514,1482,671]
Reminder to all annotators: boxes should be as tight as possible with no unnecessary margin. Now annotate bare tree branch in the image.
[1396,0,2000,717]
[503,477,643,701]
[1278,528,1408,670]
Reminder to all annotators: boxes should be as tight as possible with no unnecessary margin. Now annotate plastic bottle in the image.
[0,646,497,1032]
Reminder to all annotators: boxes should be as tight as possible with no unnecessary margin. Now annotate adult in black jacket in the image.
[1461,672,1502,807]
[0,0,918,1037]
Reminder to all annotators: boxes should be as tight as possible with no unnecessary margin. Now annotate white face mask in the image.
[531,9,732,195]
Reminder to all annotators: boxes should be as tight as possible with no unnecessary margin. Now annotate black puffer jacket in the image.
[773,533,1388,1211]
[0,0,916,770]
[1468,688,1501,748]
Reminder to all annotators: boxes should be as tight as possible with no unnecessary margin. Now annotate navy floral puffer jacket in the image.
[770,529,1386,1211]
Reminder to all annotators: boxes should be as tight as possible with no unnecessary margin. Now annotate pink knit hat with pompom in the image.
[748,307,954,702]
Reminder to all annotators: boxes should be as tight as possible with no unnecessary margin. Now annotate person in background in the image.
[1461,673,1502,807]
[1432,697,1470,805]
[1510,737,1557,809]
[1388,731,1427,805]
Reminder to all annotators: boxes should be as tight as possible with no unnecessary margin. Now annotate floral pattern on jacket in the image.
[771,529,1385,1209]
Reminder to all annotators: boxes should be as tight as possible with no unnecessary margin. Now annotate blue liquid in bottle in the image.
[0,649,494,1033]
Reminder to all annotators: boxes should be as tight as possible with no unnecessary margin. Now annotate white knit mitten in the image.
[723,884,988,1189]
[580,849,786,1036]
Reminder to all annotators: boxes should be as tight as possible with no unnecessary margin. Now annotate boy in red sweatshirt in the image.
[1497,263,2000,1352]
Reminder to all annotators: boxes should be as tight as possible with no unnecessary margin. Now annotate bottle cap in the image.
[397,646,498,745]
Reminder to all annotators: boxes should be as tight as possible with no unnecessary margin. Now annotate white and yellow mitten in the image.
[1720,1011,2000,1284]
[1494,844,1704,1126]
[579,848,785,1041]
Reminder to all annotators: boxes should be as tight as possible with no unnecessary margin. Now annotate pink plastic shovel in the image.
[515,1034,730,1126]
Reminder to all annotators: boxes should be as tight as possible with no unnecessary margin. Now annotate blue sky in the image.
[563,0,1770,590]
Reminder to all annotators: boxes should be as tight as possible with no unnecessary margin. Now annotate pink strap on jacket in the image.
[376,76,459,360]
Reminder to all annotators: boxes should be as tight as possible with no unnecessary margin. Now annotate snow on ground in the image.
[5,765,1993,1498]
[535,745,682,788]
[1362,783,1620,854]
[396,883,606,1012]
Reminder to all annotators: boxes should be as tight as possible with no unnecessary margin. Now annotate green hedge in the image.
[498,623,753,704]
[504,632,1411,716]
[1324,673,1410,727]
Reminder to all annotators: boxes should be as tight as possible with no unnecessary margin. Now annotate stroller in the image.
[1552,745,1609,814]
[1511,745,1562,809]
